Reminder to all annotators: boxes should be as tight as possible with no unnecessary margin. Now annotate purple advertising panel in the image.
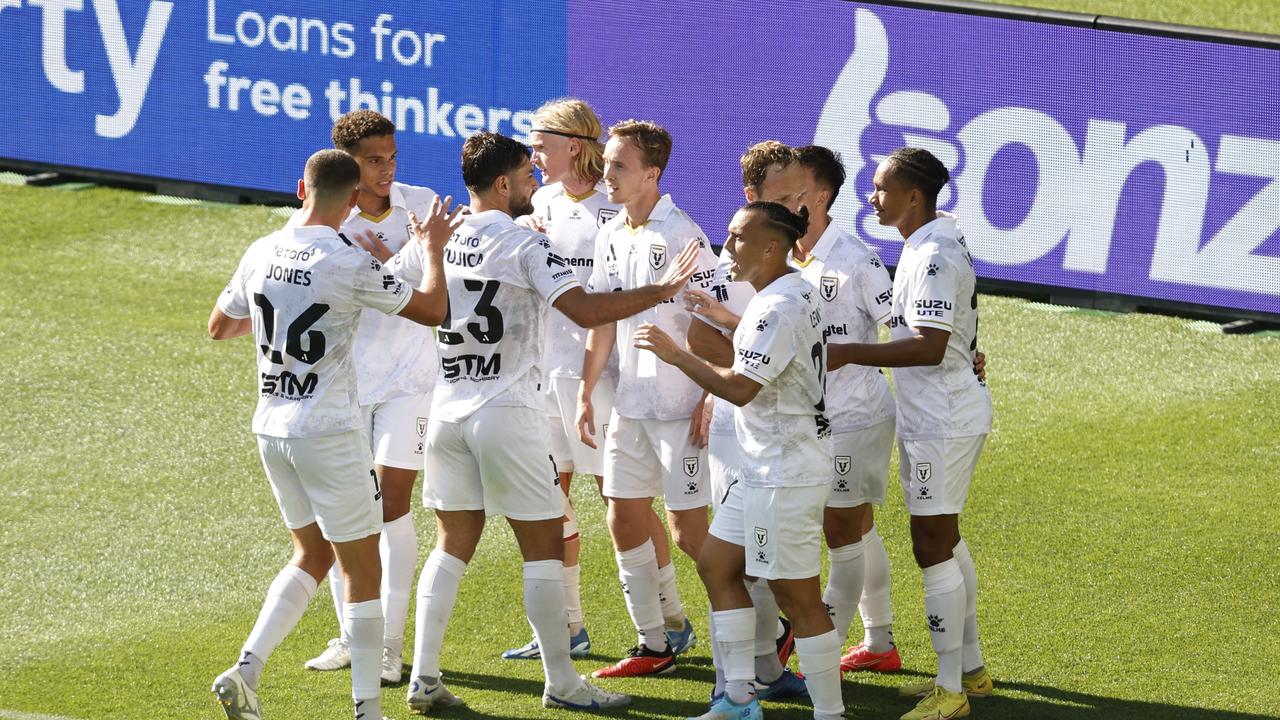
[570,1,1280,318]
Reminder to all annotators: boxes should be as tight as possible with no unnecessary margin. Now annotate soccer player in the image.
[829,147,994,720]
[207,149,463,720]
[687,141,807,702]
[298,110,439,684]
[498,98,619,660]
[635,201,845,720]
[576,120,720,678]
[789,145,901,674]
[398,131,704,713]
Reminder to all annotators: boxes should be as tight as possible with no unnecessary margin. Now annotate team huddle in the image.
[207,98,992,720]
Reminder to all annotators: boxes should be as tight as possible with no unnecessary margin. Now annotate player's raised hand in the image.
[514,214,546,232]
[409,195,465,253]
[633,322,682,364]
[655,240,702,299]
[576,391,597,449]
[683,288,740,330]
[351,229,393,264]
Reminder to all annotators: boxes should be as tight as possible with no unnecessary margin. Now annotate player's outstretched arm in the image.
[554,239,701,328]
[634,322,763,407]
[829,326,949,370]
[396,196,464,326]
[207,307,252,340]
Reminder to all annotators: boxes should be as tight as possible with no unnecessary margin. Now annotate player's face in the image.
[723,209,776,285]
[505,156,539,218]
[755,163,807,214]
[869,159,914,229]
[799,167,830,225]
[529,130,576,185]
[349,134,397,199]
[603,136,655,205]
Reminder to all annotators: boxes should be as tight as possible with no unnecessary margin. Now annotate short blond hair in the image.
[608,119,672,177]
[740,140,795,191]
[533,98,605,184]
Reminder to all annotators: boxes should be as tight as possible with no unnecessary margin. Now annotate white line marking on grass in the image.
[0,711,87,720]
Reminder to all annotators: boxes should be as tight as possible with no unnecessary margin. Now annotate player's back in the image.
[226,225,412,438]
[431,210,580,423]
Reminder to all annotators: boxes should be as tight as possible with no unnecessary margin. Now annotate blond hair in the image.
[533,98,606,184]
[740,140,795,191]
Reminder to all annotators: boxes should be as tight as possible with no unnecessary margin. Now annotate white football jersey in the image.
[401,209,579,423]
[217,225,413,438]
[889,212,993,440]
[730,272,832,488]
[286,183,439,406]
[532,182,620,379]
[794,222,896,433]
[707,250,756,437]
[588,194,721,421]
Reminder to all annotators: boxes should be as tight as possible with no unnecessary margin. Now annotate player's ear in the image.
[296,179,307,202]
[346,187,360,210]
[494,173,509,198]
[743,186,757,203]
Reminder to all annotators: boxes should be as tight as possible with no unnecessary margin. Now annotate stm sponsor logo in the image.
[260,370,318,398]
[441,353,501,380]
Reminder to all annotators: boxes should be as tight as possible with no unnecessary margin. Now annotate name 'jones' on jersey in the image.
[424,210,580,422]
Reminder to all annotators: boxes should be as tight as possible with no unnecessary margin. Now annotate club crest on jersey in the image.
[650,244,667,270]
[597,208,618,227]
[915,462,932,484]
[820,275,839,301]
[835,455,851,476]
[754,527,768,547]
[683,456,699,477]
[416,417,427,437]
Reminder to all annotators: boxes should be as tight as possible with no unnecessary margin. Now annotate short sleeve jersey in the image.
[889,212,993,439]
[289,182,439,406]
[216,225,413,438]
[793,222,896,433]
[531,182,621,379]
[587,194,722,421]
[417,209,580,423]
[707,250,757,437]
[730,272,832,488]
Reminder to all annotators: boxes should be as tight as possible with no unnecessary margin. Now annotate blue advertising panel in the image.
[3,0,1278,317]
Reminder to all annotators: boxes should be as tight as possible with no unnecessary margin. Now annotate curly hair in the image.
[740,140,795,192]
[331,110,396,152]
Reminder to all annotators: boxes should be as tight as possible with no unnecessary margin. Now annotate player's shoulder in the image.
[533,182,564,206]
[394,182,439,212]
[662,201,706,239]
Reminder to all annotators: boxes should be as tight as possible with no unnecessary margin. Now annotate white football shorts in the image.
[898,434,986,516]
[423,406,565,521]
[710,478,828,580]
[707,431,743,512]
[546,375,615,477]
[827,418,895,508]
[256,430,383,543]
[362,391,432,471]
[602,412,710,511]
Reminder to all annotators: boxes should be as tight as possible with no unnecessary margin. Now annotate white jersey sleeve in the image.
[217,255,252,319]
[856,253,894,325]
[521,233,582,305]
[732,305,797,387]
[708,251,757,436]
[352,255,414,316]
[903,250,958,333]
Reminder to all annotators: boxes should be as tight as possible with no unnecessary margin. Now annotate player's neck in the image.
[295,205,346,232]
[623,189,661,229]
[468,191,509,217]
[897,209,935,242]
[561,174,596,199]
[356,189,391,217]
[750,264,794,293]
[793,214,830,262]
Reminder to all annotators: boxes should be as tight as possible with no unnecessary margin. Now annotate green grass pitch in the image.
[1,4,1278,717]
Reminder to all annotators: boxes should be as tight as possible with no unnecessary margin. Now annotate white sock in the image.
[922,558,966,693]
[822,539,866,644]
[379,514,417,659]
[345,599,384,702]
[410,549,467,680]
[657,562,685,627]
[859,525,894,652]
[749,580,783,680]
[708,603,726,696]
[712,608,756,704]
[354,696,381,720]
[563,563,584,629]
[953,539,984,673]
[241,564,318,686]
[327,562,349,643]
[616,540,667,650]
[524,560,580,694]
[796,630,844,718]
